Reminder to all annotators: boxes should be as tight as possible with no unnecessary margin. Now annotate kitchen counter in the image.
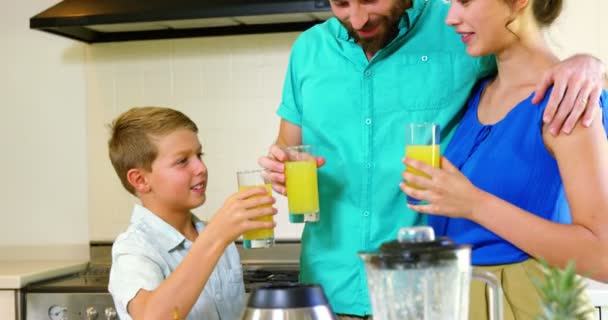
[586,278,608,307]
[0,260,87,289]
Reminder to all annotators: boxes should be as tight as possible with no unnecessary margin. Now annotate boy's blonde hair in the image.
[108,107,198,195]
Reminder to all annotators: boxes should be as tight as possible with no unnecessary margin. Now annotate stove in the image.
[242,266,300,292]
[21,241,300,320]
[22,244,115,320]
[23,264,114,320]
[238,240,301,292]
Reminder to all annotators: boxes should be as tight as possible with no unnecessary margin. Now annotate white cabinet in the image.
[0,290,16,320]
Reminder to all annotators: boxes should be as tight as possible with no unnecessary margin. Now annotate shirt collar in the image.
[130,204,205,253]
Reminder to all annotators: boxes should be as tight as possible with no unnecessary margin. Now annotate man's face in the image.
[331,0,410,54]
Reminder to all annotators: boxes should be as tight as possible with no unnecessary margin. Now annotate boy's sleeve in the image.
[108,245,164,319]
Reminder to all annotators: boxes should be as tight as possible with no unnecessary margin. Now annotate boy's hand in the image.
[258,144,325,195]
[208,187,276,245]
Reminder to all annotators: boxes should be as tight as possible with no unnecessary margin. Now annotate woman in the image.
[400,0,608,319]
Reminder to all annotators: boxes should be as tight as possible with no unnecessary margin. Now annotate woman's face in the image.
[445,0,517,57]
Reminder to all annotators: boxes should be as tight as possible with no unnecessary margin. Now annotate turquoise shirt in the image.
[277,0,494,315]
[109,204,245,320]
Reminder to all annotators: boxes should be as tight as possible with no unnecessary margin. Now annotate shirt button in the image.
[216,293,222,301]
[421,55,429,62]
[364,70,372,77]
[366,163,372,169]
[365,118,372,125]
[363,211,370,217]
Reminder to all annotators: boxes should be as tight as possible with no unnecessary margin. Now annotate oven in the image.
[22,263,114,320]
[20,241,300,320]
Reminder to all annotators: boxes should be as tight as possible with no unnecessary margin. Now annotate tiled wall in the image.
[86,0,608,242]
[85,34,306,240]
[0,1,89,260]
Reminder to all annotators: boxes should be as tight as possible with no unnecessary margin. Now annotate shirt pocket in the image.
[226,266,245,315]
[389,52,456,111]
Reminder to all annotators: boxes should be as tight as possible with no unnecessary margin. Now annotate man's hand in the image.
[533,54,606,135]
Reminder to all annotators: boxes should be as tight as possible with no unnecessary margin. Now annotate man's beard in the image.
[341,1,409,54]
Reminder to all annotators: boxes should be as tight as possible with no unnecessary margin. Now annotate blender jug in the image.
[359,226,503,320]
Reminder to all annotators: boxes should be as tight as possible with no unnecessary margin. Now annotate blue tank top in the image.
[428,79,608,265]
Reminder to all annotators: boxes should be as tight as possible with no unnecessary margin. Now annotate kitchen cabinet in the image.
[0,290,16,320]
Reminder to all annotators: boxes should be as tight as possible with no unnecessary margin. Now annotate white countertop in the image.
[0,260,88,289]
[586,278,608,307]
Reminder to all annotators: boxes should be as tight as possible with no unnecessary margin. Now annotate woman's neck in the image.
[493,34,560,91]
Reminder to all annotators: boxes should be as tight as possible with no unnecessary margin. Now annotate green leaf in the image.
[533,260,594,320]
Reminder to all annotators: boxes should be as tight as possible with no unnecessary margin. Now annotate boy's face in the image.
[143,128,208,214]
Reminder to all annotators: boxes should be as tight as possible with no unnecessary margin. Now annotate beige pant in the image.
[470,259,594,320]
[337,314,373,320]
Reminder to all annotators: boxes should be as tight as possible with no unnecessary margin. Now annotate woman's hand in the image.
[400,156,483,219]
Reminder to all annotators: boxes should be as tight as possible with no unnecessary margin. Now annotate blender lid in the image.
[360,226,464,267]
[380,236,456,253]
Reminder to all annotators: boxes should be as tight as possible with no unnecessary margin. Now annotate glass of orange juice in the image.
[283,145,320,223]
[405,123,441,205]
[236,169,275,249]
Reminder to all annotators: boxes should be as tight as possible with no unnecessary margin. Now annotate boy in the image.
[107,106,276,320]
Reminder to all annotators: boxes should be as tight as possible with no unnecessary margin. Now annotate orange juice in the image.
[238,184,274,240]
[405,144,440,189]
[285,160,319,215]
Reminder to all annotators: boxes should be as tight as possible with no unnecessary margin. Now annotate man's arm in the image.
[533,54,607,135]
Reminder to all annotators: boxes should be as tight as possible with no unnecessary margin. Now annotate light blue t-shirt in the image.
[277,0,494,315]
[109,204,245,320]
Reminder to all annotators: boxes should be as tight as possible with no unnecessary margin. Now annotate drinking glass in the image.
[405,123,441,205]
[236,169,275,249]
[283,145,320,223]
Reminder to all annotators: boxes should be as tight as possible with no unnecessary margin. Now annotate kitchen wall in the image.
[1,0,606,251]
[0,1,89,260]
[86,0,608,242]
[85,34,306,240]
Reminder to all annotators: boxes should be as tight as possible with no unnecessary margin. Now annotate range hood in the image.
[30,0,332,43]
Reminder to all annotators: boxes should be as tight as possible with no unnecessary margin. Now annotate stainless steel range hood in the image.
[30,0,333,43]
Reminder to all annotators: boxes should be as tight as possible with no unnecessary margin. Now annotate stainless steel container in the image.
[241,284,337,320]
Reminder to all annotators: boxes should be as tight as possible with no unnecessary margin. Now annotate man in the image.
[258,0,606,318]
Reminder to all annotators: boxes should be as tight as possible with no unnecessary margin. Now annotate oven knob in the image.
[105,307,117,320]
[48,305,68,320]
[86,307,98,320]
